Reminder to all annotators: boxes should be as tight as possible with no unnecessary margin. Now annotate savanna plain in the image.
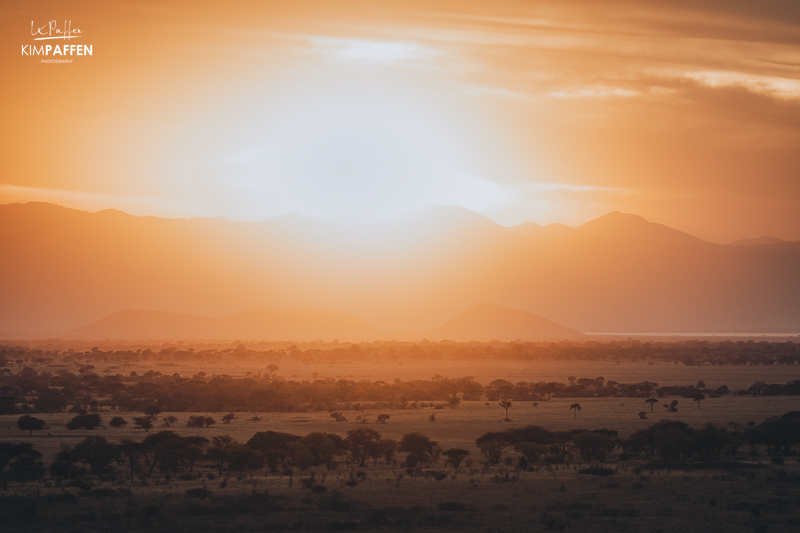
[2,339,800,532]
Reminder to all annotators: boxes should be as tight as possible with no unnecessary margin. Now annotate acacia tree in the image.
[399,432,439,464]
[513,442,548,465]
[475,431,514,464]
[346,427,382,466]
[17,414,45,436]
[247,431,302,472]
[442,448,470,468]
[109,416,128,428]
[499,400,512,421]
[478,439,510,464]
[66,413,102,430]
[117,439,143,481]
[572,431,616,462]
[0,442,45,482]
[645,398,659,412]
[133,416,154,432]
[301,432,338,464]
[67,436,122,475]
[570,403,582,418]
[694,394,705,409]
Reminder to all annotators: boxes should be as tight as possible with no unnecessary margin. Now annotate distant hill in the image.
[575,211,708,246]
[728,236,788,246]
[1,202,799,336]
[69,309,381,342]
[423,304,585,342]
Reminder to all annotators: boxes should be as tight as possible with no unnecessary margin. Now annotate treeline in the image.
[2,365,800,415]
[3,412,800,488]
[3,338,800,368]
[475,412,800,465]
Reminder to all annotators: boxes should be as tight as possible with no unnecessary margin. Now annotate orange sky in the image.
[2,0,800,243]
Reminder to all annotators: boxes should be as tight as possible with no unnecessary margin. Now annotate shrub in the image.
[66,413,102,430]
[109,416,127,428]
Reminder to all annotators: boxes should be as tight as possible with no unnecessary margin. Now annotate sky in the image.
[2,0,800,243]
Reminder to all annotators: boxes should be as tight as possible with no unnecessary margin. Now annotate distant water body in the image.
[586,332,800,338]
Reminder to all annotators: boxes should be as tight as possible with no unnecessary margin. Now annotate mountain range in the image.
[65,304,585,342]
[1,202,798,339]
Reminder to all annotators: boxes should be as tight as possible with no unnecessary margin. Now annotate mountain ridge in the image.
[68,308,382,342]
[1,201,798,336]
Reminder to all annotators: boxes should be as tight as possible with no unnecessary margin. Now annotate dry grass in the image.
[2,456,800,532]
[3,395,800,464]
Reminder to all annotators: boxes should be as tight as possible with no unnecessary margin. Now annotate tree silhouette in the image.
[570,403,582,418]
[442,448,470,468]
[398,432,439,463]
[346,428,382,466]
[499,400,512,421]
[694,394,705,409]
[0,442,45,482]
[638,411,648,419]
[664,400,679,412]
[573,431,616,462]
[645,398,658,412]
[226,443,262,473]
[134,416,154,432]
[187,415,215,428]
[143,404,162,417]
[206,445,231,476]
[478,439,510,464]
[301,432,339,464]
[513,442,548,464]
[247,430,301,472]
[68,436,121,475]
[117,439,142,481]
[66,413,102,430]
[109,416,128,428]
[376,414,390,424]
[16,414,45,436]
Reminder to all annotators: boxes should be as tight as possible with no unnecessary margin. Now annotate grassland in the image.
[3,347,800,532]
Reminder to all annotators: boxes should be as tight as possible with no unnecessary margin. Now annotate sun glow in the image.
[158,49,521,221]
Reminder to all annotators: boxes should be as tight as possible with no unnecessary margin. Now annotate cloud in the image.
[307,37,444,67]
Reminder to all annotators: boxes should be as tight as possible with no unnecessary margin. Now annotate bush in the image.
[187,415,215,428]
[66,413,102,430]
[109,416,127,428]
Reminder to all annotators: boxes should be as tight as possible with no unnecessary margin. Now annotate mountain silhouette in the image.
[69,309,381,342]
[424,304,585,342]
[1,202,798,337]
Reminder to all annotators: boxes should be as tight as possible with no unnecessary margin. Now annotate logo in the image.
[21,21,93,63]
